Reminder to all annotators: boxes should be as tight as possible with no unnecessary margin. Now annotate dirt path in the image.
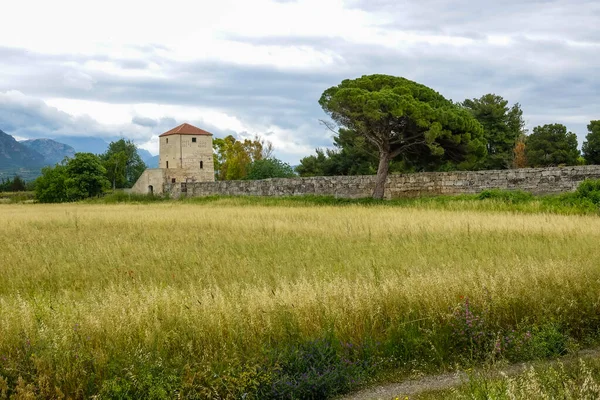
[340,349,600,400]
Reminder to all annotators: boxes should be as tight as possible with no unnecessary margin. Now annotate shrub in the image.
[477,189,533,203]
[575,179,600,205]
[259,337,367,399]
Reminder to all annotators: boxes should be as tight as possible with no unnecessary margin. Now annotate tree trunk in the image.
[373,150,390,200]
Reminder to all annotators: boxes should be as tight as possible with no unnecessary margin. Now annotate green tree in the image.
[462,94,526,169]
[246,158,296,180]
[100,139,147,189]
[582,121,600,165]
[65,153,110,200]
[297,129,416,177]
[213,135,271,180]
[297,129,378,177]
[525,124,580,167]
[35,153,109,203]
[319,74,486,199]
[35,164,69,203]
[0,176,27,192]
[296,149,329,177]
[10,175,26,192]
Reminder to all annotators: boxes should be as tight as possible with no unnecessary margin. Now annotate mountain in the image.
[144,155,159,168]
[21,139,76,165]
[0,129,45,170]
[136,148,159,168]
[137,148,152,161]
[53,136,109,154]
[0,129,47,180]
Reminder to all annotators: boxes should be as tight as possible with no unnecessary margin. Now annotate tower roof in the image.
[159,123,213,137]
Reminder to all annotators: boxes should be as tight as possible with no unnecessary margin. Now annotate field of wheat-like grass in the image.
[1,200,600,398]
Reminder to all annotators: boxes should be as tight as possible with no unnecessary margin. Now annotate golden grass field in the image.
[1,200,600,398]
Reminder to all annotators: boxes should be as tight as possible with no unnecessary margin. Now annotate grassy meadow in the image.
[1,198,600,398]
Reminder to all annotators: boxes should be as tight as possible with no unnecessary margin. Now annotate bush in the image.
[575,179,600,205]
[247,158,296,180]
[477,189,534,203]
[259,336,367,399]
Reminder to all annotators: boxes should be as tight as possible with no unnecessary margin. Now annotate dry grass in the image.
[1,200,600,397]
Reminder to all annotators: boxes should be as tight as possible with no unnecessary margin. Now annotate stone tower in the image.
[159,123,215,183]
[130,123,215,195]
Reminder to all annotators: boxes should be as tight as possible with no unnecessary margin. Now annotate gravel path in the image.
[340,349,600,400]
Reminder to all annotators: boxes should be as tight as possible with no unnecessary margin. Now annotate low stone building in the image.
[131,123,215,194]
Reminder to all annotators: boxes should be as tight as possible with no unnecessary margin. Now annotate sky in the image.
[1,0,598,163]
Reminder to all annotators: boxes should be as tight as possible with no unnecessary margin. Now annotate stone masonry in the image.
[165,165,600,199]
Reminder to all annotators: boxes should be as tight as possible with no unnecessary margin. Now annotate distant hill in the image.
[143,154,159,168]
[0,129,45,170]
[137,148,152,161]
[0,129,47,180]
[21,139,75,165]
[147,155,159,168]
[137,148,158,168]
[53,136,109,154]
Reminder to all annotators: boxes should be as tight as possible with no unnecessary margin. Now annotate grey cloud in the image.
[132,116,158,127]
[119,59,150,70]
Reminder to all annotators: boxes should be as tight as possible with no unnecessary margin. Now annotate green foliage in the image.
[35,153,109,203]
[0,191,35,203]
[35,163,70,203]
[213,135,271,180]
[100,139,147,189]
[297,129,380,177]
[424,358,600,399]
[296,149,329,177]
[575,179,600,205]
[319,74,487,173]
[582,120,600,165]
[259,336,368,399]
[462,94,526,170]
[0,175,27,192]
[65,153,110,200]
[99,354,181,400]
[448,297,569,364]
[246,158,296,180]
[525,124,580,167]
[478,189,534,203]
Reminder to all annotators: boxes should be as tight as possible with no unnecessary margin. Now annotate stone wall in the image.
[166,165,600,199]
[130,169,166,194]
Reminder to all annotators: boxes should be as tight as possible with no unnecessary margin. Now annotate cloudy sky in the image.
[1,0,598,162]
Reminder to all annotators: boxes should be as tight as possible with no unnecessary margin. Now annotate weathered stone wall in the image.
[166,166,600,199]
[130,169,166,194]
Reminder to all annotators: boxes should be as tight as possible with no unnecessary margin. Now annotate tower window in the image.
[166,161,169,169]
[200,161,203,169]
[192,137,197,143]
[166,138,168,144]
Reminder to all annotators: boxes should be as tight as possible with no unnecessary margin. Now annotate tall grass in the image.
[421,357,600,399]
[1,202,600,398]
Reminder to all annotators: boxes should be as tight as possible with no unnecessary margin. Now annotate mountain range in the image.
[21,139,76,165]
[0,129,158,180]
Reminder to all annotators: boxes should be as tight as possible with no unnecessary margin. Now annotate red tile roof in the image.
[159,123,213,137]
